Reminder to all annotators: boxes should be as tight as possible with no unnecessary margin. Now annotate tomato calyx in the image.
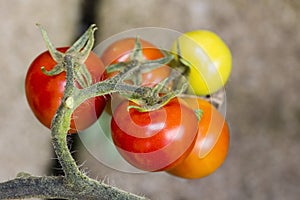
[194,109,204,121]
[103,38,190,112]
[37,24,97,89]
[111,59,188,112]
[105,37,172,84]
[168,41,191,78]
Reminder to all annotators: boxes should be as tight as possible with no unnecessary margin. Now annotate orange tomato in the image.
[101,37,170,87]
[167,97,230,179]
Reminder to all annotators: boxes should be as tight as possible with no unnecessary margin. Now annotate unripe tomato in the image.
[101,37,170,87]
[167,97,230,179]
[171,30,232,95]
[110,98,199,171]
[25,47,107,133]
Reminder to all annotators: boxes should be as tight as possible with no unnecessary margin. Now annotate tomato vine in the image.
[0,23,189,199]
[0,23,230,199]
[1,24,172,200]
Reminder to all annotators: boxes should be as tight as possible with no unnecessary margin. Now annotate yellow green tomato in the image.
[171,30,232,95]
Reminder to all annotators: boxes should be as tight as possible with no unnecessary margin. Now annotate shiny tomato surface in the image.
[111,98,199,171]
[25,47,107,133]
[168,97,230,179]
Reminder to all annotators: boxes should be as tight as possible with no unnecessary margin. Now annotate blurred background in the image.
[1,0,300,199]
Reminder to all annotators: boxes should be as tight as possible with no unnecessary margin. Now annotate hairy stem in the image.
[50,54,81,181]
[0,175,148,200]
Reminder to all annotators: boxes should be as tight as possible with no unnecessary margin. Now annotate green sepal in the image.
[41,64,64,76]
[194,109,204,122]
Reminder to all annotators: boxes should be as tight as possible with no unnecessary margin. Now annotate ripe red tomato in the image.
[25,47,107,133]
[110,98,199,171]
[167,97,230,179]
[101,37,170,87]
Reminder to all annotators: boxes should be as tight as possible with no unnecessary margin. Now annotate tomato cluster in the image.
[25,29,231,179]
[100,33,231,178]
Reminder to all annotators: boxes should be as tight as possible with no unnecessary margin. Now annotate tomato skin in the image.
[101,37,170,87]
[110,98,199,171]
[25,47,107,133]
[171,30,232,95]
[167,97,230,179]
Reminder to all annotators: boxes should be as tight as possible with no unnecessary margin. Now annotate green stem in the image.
[50,54,81,182]
[48,51,148,200]
[0,175,148,200]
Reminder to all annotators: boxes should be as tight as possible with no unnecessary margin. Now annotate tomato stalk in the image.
[37,23,96,88]
[49,54,80,181]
